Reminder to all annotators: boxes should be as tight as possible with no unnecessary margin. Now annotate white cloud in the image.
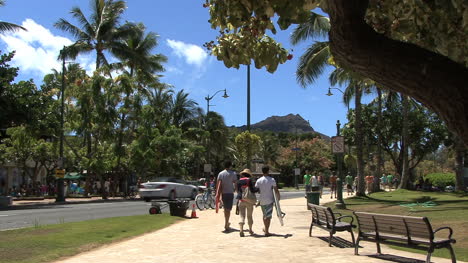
[166,39,208,67]
[0,19,94,80]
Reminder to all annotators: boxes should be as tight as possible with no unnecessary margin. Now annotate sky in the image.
[0,0,350,137]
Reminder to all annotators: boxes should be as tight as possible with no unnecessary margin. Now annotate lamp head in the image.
[326,87,333,96]
[222,89,229,98]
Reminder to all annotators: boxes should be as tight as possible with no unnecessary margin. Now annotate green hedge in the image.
[424,173,455,188]
[277,183,284,189]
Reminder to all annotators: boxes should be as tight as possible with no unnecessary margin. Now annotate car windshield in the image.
[148,177,171,182]
[148,177,186,184]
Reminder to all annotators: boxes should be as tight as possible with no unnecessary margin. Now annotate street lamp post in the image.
[246,64,252,168]
[335,120,346,209]
[205,89,229,113]
[56,48,67,202]
[326,87,344,97]
[204,89,229,169]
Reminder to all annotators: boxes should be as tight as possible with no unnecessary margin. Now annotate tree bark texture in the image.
[327,0,468,147]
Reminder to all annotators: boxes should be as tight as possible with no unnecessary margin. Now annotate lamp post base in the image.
[335,201,346,209]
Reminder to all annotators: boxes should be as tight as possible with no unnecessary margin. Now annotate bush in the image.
[277,183,284,189]
[424,173,455,188]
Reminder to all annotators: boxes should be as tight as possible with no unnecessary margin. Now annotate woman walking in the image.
[236,168,258,237]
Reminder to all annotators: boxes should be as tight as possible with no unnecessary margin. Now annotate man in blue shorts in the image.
[255,165,280,236]
[217,160,237,232]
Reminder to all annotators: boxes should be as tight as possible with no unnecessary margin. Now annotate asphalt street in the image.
[0,191,308,231]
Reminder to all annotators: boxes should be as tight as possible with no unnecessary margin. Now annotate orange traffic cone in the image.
[191,204,198,218]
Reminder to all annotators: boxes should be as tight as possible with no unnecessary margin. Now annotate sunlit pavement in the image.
[52,194,463,263]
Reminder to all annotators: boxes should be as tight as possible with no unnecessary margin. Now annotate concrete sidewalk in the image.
[52,194,463,263]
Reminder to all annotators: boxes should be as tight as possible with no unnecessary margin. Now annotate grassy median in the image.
[0,214,182,263]
[330,189,468,261]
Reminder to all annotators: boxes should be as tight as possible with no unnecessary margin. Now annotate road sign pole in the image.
[333,120,346,209]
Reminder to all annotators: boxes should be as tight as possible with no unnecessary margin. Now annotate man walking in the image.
[303,170,312,193]
[329,173,337,199]
[345,173,354,196]
[216,160,237,232]
[255,165,279,236]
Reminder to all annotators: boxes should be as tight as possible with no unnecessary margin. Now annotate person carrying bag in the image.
[237,168,258,237]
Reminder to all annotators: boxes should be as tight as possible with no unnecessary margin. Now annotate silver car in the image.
[139,177,198,202]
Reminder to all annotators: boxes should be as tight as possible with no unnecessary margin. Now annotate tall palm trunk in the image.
[374,88,383,192]
[399,95,410,189]
[355,85,366,196]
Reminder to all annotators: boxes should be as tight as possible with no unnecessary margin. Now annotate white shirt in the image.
[310,176,319,187]
[255,175,276,205]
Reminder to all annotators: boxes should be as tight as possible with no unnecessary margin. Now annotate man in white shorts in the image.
[255,165,280,236]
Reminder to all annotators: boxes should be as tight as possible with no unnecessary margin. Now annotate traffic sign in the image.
[55,169,65,178]
[204,164,212,173]
[331,136,345,153]
[294,168,301,176]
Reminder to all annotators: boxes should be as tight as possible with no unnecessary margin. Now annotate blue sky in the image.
[0,0,350,137]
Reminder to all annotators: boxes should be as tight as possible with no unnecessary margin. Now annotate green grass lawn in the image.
[328,190,468,261]
[0,214,182,263]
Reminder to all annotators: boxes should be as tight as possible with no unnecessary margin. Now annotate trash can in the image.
[306,190,320,209]
[168,200,189,217]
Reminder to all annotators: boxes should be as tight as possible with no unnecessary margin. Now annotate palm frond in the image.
[54,18,86,40]
[70,7,94,37]
[290,12,330,45]
[296,41,330,87]
[0,22,26,33]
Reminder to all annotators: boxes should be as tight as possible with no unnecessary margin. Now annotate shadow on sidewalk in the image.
[368,254,425,263]
[251,233,293,238]
[316,236,356,248]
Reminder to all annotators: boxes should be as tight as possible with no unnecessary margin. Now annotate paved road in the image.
[0,191,307,231]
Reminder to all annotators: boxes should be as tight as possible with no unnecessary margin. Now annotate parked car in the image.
[138,177,198,202]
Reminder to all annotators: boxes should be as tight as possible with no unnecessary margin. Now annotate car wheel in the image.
[149,207,158,214]
[168,190,176,200]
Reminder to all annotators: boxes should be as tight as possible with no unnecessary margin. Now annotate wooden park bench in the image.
[308,203,356,247]
[354,212,456,263]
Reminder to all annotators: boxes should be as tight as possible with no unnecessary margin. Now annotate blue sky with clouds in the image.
[0,0,351,137]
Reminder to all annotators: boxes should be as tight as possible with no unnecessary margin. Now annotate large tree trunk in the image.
[399,95,410,189]
[327,0,468,147]
[355,85,366,196]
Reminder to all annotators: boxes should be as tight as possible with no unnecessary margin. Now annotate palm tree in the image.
[54,0,133,70]
[170,90,198,129]
[329,68,371,196]
[111,23,168,190]
[292,13,371,196]
[0,0,26,34]
[112,22,167,81]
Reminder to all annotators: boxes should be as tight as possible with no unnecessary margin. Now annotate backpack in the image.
[240,178,257,204]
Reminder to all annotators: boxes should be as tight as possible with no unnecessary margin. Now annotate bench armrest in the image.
[337,215,355,225]
[433,226,454,240]
[333,212,343,217]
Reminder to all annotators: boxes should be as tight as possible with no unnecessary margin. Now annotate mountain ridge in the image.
[233,114,330,139]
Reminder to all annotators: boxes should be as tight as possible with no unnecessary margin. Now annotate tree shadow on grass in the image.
[346,195,468,206]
